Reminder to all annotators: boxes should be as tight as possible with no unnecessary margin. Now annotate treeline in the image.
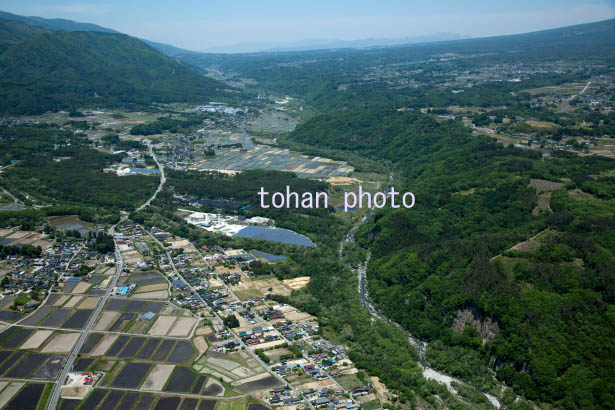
[130,114,206,135]
[0,244,41,257]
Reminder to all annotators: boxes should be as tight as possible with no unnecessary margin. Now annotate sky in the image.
[0,0,612,52]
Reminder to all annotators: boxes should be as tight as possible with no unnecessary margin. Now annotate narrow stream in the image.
[339,208,502,409]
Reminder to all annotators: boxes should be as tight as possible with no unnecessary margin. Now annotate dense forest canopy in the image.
[285,103,615,408]
[0,125,158,210]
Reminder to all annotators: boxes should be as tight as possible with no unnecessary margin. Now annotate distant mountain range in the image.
[0,9,611,115]
[0,10,470,56]
[202,33,467,54]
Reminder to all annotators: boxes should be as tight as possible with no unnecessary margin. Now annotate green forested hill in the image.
[0,10,118,34]
[288,108,615,408]
[0,19,47,54]
[0,31,235,114]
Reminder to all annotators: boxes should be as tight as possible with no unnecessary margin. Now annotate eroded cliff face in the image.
[452,305,500,345]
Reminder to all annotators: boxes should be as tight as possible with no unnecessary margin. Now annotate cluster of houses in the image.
[239,326,280,346]
[269,385,363,409]
[273,319,318,340]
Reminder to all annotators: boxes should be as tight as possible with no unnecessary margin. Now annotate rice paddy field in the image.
[48,215,93,236]
[78,332,197,364]
[61,391,223,410]
[197,146,352,178]
[0,327,70,381]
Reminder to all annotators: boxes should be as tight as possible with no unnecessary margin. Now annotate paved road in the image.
[578,81,591,96]
[135,142,166,212]
[46,225,124,409]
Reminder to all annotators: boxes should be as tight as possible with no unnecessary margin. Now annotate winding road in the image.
[135,142,166,213]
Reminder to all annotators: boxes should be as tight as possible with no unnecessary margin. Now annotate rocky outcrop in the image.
[452,305,500,345]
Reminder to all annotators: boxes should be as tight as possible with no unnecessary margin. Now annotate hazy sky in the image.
[0,0,612,51]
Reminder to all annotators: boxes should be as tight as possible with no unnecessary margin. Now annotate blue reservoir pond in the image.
[233,226,314,247]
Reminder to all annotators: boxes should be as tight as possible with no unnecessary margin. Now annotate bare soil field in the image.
[53,295,70,307]
[142,364,175,391]
[196,326,213,336]
[167,317,198,337]
[122,251,142,264]
[135,283,168,293]
[20,329,54,350]
[285,310,315,322]
[41,332,80,353]
[283,277,310,290]
[370,376,393,404]
[208,357,240,371]
[247,339,286,350]
[251,277,291,296]
[98,266,114,275]
[94,311,119,331]
[296,380,336,391]
[72,282,91,294]
[327,176,361,186]
[168,239,193,251]
[77,296,99,310]
[132,290,168,299]
[148,316,177,336]
[0,382,24,408]
[263,348,292,362]
[529,178,565,192]
[90,334,118,356]
[231,367,255,378]
[204,378,225,396]
[6,231,28,239]
[194,336,208,354]
[64,296,83,308]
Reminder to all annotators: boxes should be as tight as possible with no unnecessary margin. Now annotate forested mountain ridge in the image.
[287,106,615,408]
[0,18,47,54]
[0,30,236,114]
[0,10,118,34]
